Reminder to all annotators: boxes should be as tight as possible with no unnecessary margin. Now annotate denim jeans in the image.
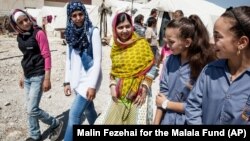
[64,91,97,141]
[24,75,58,140]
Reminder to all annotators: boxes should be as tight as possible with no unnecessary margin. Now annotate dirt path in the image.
[0,35,160,141]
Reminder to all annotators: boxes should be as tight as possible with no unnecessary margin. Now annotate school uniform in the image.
[160,55,192,124]
[186,59,250,124]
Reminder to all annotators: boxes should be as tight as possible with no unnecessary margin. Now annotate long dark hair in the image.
[147,17,157,27]
[134,14,144,26]
[114,12,132,27]
[166,15,215,81]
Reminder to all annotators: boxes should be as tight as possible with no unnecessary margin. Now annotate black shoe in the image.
[25,135,42,141]
[49,121,63,141]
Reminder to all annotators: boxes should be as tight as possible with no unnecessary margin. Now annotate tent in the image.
[53,1,144,38]
[53,4,99,30]
[142,0,225,39]
[30,0,244,42]
[26,6,64,32]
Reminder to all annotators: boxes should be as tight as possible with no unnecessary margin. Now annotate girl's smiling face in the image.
[115,19,133,42]
[165,27,188,55]
[213,17,239,59]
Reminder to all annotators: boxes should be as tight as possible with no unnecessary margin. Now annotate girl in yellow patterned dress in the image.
[95,12,157,124]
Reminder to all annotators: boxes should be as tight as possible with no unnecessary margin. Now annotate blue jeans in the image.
[64,91,97,141]
[24,75,58,140]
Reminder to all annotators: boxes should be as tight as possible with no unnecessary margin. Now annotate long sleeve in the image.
[88,28,102,88]
[36,30,51,71]
[185,68,205,125]
[64,46,71,82]
[145,64,158,80]
[159,57,170,95]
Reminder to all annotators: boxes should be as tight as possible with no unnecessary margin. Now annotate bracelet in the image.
[141,81,150,90]
[109,83,116,88]
[109,80,117,88]
[63,82,70,87]
[110,74,115,80]
[143,76,153,86]
[145,75,153,81]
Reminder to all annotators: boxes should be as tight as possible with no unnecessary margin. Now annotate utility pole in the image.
[131,0,134,16]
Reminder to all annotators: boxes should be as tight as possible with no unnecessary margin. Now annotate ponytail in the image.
[187,15,215,80]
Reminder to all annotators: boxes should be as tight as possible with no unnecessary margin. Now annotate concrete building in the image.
[0,0,43,16]
[45,0,92,7]
[122,0,149,4]
[0,0,92,16]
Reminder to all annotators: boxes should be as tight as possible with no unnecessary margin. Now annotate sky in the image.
[206,0,250,9]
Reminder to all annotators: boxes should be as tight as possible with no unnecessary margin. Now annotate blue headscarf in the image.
[65,1,94,71]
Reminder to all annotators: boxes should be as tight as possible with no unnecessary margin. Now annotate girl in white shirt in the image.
[63,1,102,141]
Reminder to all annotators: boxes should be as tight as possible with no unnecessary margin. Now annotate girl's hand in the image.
[43,79,51,92]
[19,78,24,89]
[133,85,147,107]
[110,85,118,102]
[64,85,72,96]
[86,88,96,101]
[155,93,167,107]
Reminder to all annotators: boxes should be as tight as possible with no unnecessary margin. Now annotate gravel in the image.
[0,35,160,141]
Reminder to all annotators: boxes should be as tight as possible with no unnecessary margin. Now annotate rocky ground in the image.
[0,34,160,141]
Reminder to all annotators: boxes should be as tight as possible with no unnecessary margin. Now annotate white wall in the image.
[0,0,44,16]
[124,0,149,4]
[44,1,65,7]
[92,0,103,6]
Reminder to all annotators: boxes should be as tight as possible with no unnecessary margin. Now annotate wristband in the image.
[63,82,70,87]
[109,80,117,88]
[162,99,169,110]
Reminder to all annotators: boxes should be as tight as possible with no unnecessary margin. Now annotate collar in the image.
[209,59,250,73]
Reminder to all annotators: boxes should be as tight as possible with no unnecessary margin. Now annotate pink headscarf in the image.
[112,12,138,48]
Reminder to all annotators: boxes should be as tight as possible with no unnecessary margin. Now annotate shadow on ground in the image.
[41,110,69,141]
